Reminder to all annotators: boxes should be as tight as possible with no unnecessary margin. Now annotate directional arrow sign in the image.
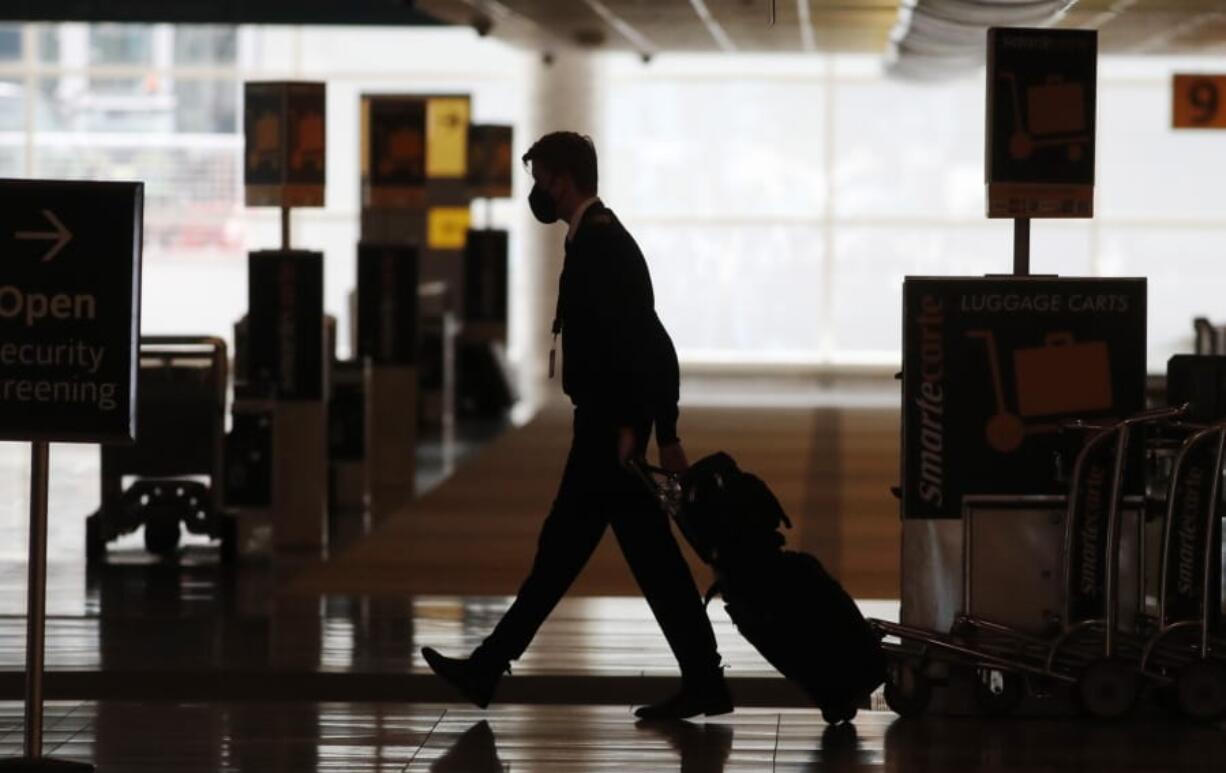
[15,209,73,263]
[0,179,143,444]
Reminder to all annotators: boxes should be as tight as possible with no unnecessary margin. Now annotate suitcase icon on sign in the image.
[968,330,1112,453]
[999,72,1090,162]
[291,112,325,173]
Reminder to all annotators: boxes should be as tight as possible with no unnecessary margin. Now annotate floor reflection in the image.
[429,720,504,773]
[4,703,1225,772]
[882,714,1226,772]
[635,719,734,773]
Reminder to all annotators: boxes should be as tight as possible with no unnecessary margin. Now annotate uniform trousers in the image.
[480,407,722,679]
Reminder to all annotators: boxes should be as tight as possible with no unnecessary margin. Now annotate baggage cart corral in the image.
[872,403,1226,721]
[85,336,234,562]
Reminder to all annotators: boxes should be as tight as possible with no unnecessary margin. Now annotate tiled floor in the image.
[2,701,1225,772]
[0,390,1223,771]
[0,566,897,678]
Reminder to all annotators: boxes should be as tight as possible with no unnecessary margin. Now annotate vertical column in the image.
[520,52,602,413]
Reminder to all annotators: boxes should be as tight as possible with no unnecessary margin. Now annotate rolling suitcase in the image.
[634,452,886,723]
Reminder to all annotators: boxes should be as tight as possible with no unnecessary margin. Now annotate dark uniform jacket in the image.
[555,201,682,445]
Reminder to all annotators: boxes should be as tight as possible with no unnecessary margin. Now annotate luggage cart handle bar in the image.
[1157,420,1226,627]
[1062,403,1188,637]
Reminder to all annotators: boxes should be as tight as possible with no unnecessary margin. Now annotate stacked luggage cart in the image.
[86,337,234,562]
[872,404,1226,721]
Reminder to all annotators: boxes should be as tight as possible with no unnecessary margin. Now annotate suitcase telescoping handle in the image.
[624,457,682,519]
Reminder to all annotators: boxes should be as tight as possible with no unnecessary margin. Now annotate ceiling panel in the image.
[417,0,1226,57]
[8,1,1225,58]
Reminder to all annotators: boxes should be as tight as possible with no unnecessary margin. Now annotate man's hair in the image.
[522,132,598,195]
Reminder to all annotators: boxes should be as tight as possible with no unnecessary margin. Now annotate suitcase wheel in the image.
[143,503,183,558]
[1176,660,1226,722]
[1078,658,1138,720]
[884,660,931,718]
[821,704,858,725]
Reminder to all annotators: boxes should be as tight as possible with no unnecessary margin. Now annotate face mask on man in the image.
[529,182,559,224]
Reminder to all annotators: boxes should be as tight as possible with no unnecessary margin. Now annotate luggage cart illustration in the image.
[85,337,234,562]
[247,112,281,171]
[378,127,425,179]
[999,71,1091,162]
[873,405,1186,719]
[968,330,1113,453]
[1139,419,1226,720]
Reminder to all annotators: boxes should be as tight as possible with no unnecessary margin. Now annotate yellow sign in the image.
[1173,74,1226,128]
[426,97,470,179]
[427,207,471,250]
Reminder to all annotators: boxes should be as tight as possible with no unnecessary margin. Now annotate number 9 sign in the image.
[1174,74,1226,128]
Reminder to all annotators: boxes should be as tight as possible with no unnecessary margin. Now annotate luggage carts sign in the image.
[244,82,326,208]
[901,276,1145,519]
[357,243,419,365]
[986,28,1097,219]
[1172,74,1226,129]
[0,179,143,444]
[363,95,427,209]
[469,124,514,199]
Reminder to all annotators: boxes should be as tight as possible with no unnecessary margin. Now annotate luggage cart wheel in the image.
[1176,661,1226,722]
[821,703,858,725]
[143,503,183,557]
[973,667,1024,716]
[1078,659,1138,720]
[884,661,931,718]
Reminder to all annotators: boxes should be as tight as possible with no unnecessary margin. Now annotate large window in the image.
[0,23,534,560]
[601,52,1226,369]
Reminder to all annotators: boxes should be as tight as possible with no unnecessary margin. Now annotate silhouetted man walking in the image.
[423,132,730,720]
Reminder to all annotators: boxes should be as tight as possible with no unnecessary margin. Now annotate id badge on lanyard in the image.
[549,318,561,379]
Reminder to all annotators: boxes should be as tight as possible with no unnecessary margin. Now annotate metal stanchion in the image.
[0,443,94,772]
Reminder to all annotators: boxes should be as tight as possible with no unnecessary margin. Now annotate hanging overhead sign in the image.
[244,81,326,208]
[427,206,472,251]
[0,179,143,444]
[469,124,514,199]
[362,95,427,210]
[426,96,471,180]
[1172,74,1226,128]
[986,27,1097,219]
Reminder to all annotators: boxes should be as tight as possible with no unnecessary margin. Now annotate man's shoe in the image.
[634,673,734,720]
[422,647,508,709]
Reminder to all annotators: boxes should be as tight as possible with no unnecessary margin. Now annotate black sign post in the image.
[0,179,143,773]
